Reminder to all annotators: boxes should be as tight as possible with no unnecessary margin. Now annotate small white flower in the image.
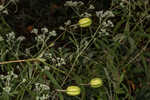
[37,94,49,100]
[105,11,115,17]
[64,1,84,7]
[64,1,76,7]
[35,83,40,86]
[6,75,11,81]
[36,96,40,100]
[101,29,106,33]
[0,5,4,11]
[0,36,4,41]
[41,27,48,34]
[77,1,84,6]
[44,52,52,58]
[8,71,13,75]
[107,20,114,27]
[31,28,38,34]
[64,20,71,26]
[49,30,57,36]
[56,57,60,61]
[41,84,50,91]
[17,36,26,41]
[3,86,11,93]
[7,31,15,39]
[102,21,108,27]
[89,4,95,10]
[25,49,30,54]
[13,74,18,78]
[96,10,114,18]
[35,83,50,92]
[146,15,150,19]
[60,58,64,62]
[42,94,49,99]
[96,11,104,18]
[52,58,56,62]
[57,63,61,67]
[2,9,8,15]
[0,75,5,80]
[49,53,52,58]
[80,12,92,17]
[61,58,66,65]
[59,26,65,30]
[22,78,26,83]
[62,61,66,65]
[58,47,62,51]
[10,0,20,2]
[120,2,124,7]
[44,66,50,71]
[99,28,109,36]
[36,34,46,42]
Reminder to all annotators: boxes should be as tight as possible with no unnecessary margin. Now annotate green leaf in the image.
[45,71,64,100]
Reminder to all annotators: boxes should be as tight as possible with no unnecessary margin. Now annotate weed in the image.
[0,0,150,100]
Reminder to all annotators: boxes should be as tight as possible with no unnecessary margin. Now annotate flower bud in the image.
[78,17,92,28]
[90,78,103,88]
[66,86,81,96]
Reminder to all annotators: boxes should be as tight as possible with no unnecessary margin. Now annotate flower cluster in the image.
[96,10,115,22]
[0,5,8,15]
[41,66,50,72]
[120,0,129,7]
[42,52,66,67]
[52,57,66,67]
[36,94,50,100]
[35,83,50,100]
[6,31,16,42]
[0,71,18,94]
[64,1,84,7]
[5,31,25,48]
[31,27,57,36]
[0,35,4,41]
[80,12,92,17]
[32,27,57,43]
[35,83,50,92]
[96,10,115,36]
[88,4,95,10]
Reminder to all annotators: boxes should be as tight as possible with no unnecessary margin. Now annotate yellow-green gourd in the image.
[78,17,92,28]
[90,78,103,88]
[66,86,81,96]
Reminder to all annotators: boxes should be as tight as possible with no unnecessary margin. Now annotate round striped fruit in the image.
[78,17,92,28]
[90,78,103,88]
[66,86,81,96]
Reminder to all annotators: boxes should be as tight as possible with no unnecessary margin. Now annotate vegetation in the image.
[0,0,150,100]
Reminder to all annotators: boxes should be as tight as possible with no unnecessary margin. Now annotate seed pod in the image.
[90,78,103,88]
[66,86,81,96]
[78,17,92,28]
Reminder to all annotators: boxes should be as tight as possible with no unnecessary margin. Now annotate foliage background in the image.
[0,0,150,100]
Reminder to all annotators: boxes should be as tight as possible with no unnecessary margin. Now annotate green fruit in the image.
[90,78,103,88]
[78,17,92,27]
[66,86,81,96]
